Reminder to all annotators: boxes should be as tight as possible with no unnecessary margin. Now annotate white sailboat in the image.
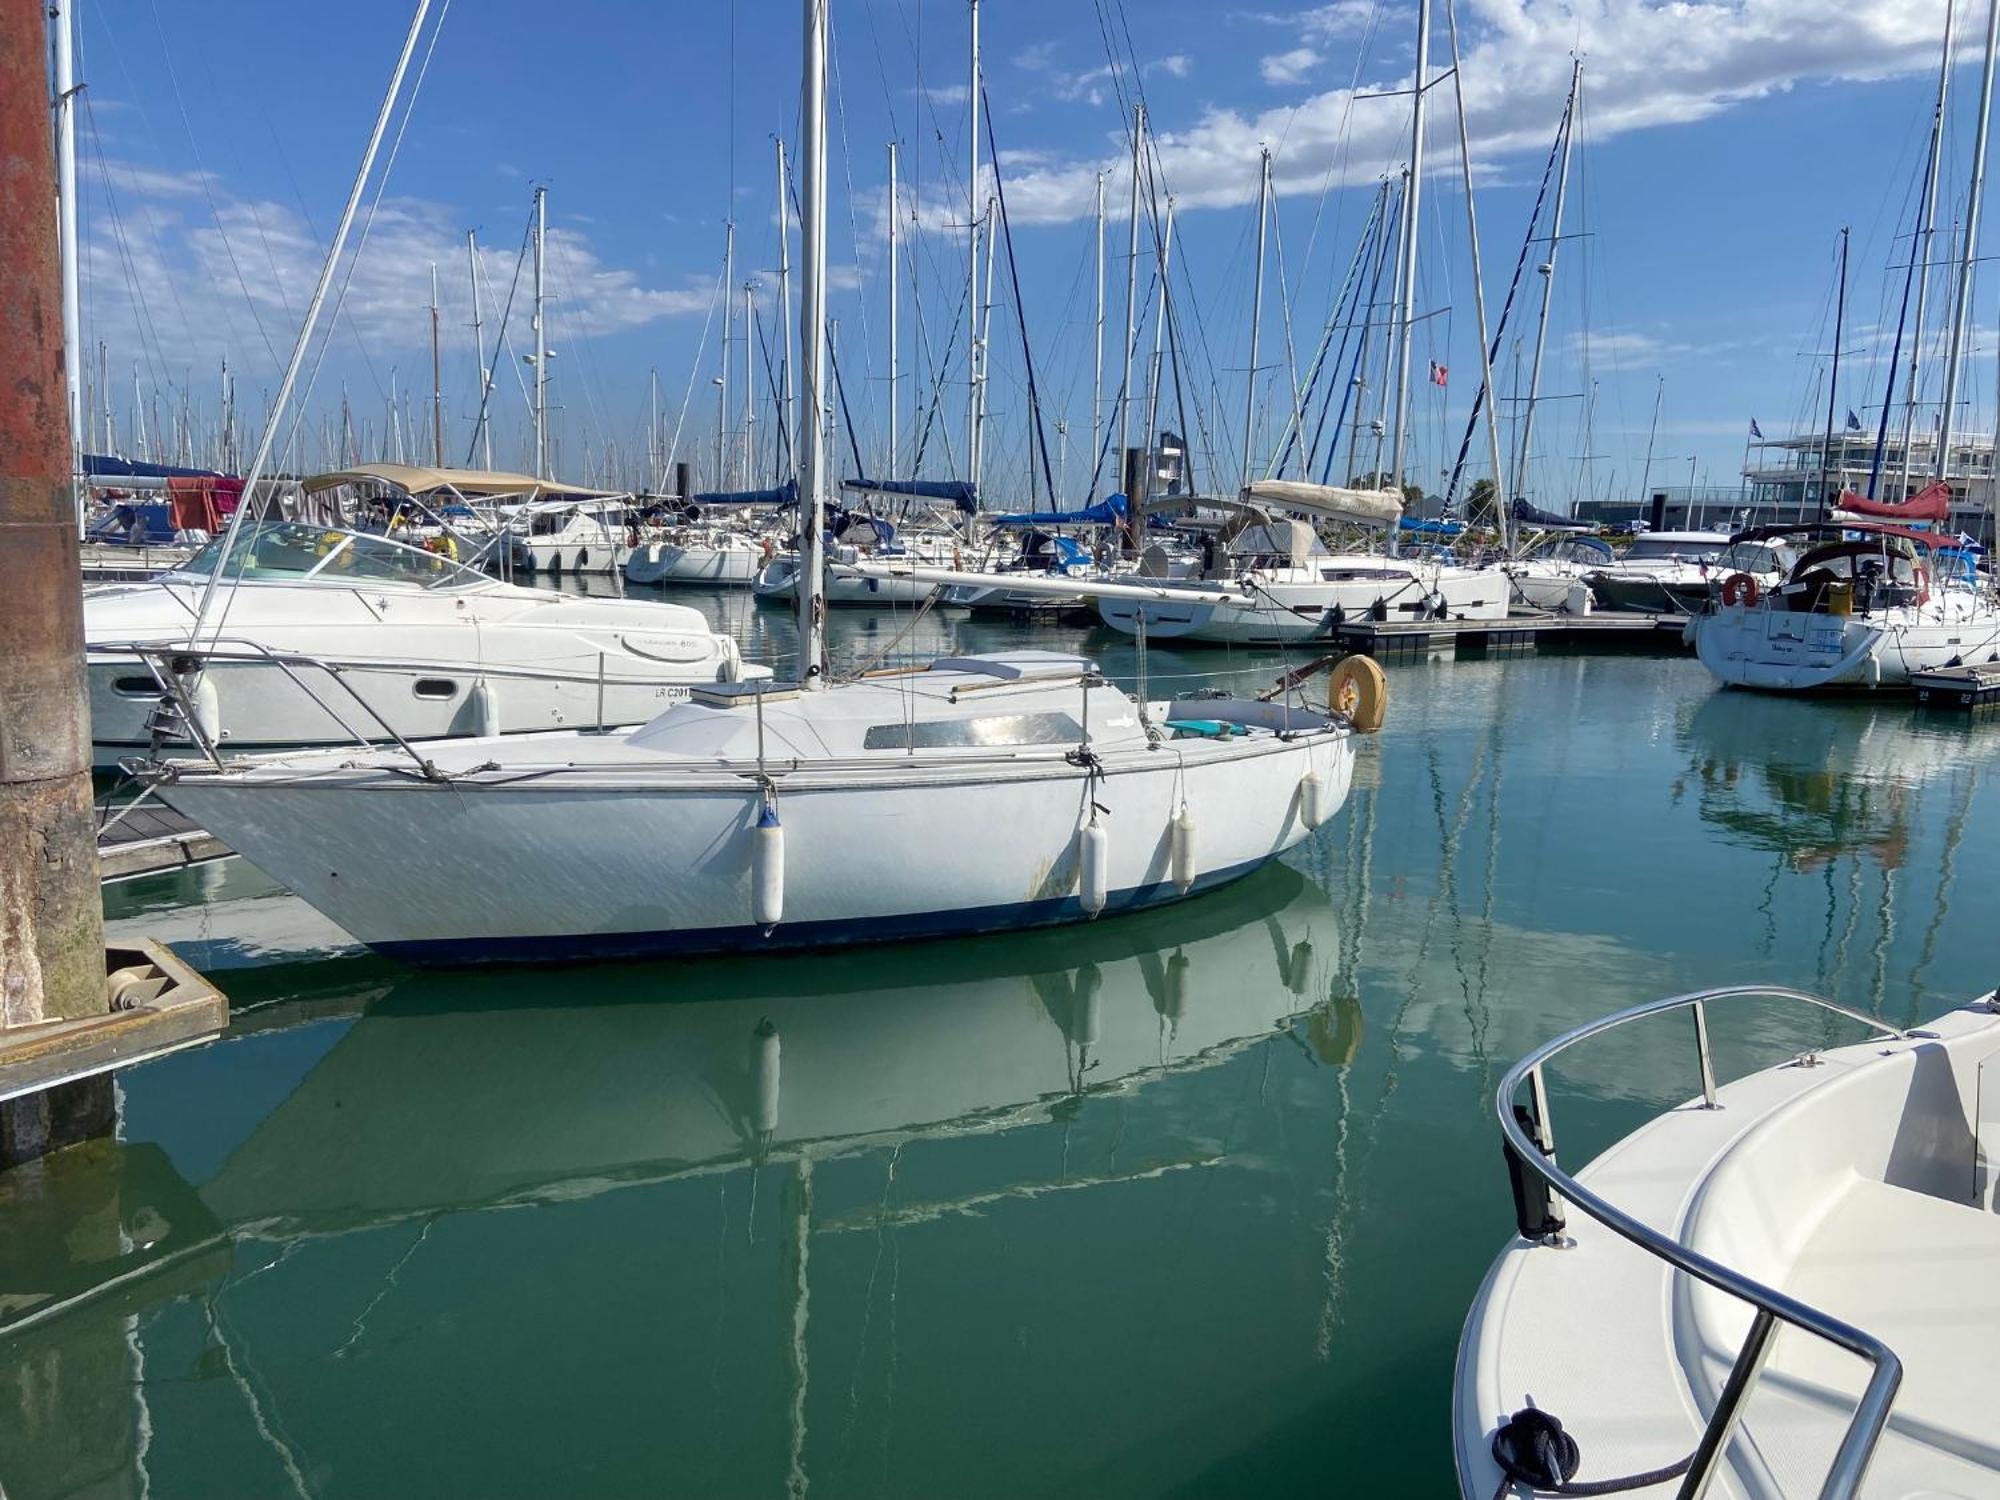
[145,0,1374,967]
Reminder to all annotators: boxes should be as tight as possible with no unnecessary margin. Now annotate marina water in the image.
[13,587,1999,1498]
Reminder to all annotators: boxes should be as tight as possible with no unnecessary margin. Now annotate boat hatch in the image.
[861,712,1083,751]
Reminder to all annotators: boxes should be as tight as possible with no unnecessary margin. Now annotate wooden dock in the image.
[1329,609,1692,663]
[96,801,233,882]
[1913,663,2000,709]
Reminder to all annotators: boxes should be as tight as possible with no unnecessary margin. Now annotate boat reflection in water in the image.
[0,864,1366,1499]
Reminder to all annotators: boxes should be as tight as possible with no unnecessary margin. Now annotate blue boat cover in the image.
[85,453,225,481]
[842,477,979,512]
[992,493,1129,527]
[689,480,798,507]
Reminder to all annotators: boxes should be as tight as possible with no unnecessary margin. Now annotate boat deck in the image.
[1912,661,2000,708]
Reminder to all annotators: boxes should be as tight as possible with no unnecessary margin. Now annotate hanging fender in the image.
[1078,819,1109,917]
[752,797,785,929]
[1170,804,1196,893]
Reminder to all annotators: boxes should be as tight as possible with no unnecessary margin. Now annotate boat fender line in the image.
[470,677,501,738]
[1170,804,1196,893]
[752,794,785,929]
[1078,818,1109,917]
[1488,1406,1693,1499]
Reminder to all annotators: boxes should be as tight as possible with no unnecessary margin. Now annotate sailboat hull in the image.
[157,730,1354,964]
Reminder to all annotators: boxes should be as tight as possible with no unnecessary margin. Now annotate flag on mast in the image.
[1429,362,1448,387]
[1748,417,1763,440]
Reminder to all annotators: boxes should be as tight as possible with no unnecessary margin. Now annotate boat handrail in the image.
[115,637,444,778]
[1496,985,1912,1500]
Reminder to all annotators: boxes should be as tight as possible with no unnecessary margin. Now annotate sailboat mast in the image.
[1142,199,1176,505]
[1388,0,1431,493]
[1091,168,1106,499]
[1241,147,1271,491]
[721,216,735,488]
[51,0,82,527]
[1819,226,1849,518]
[1516,60,1577,506]
[467,230,493,468]
[976,192,997,497]
[966,0,981,497]
[777,140,795,475]
[1119,105,1144,490]
[532,185,548,480]
[429,261,444,466]
[1902,0,1955,498]
[742,280,756,481]
[1443,0,1510,551]
[1935,0,1999,485]
[797,0,829,688]
[649,367,660,489]
[886,140,898,478]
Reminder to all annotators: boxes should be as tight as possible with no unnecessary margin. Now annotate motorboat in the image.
[87,518,759,768]
[1585,530,1731,612]
[1690,520,2000,691]
[1094,483,1508,645]
[1501,532,1614,611]
[1456,983,2000,1498]
[503,495,634,575]
[145,648,1369,963]
[624,521,775,586]
[1659,534,1798,616]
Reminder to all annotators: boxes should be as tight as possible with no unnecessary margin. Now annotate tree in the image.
[1465,478,1498,526]
[1348,471,1426,510]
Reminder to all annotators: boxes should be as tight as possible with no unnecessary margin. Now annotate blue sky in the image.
[68,0,1986,509]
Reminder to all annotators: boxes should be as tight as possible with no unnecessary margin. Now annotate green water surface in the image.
[12,587,2000,1498]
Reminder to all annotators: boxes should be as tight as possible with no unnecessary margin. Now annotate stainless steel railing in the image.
[1498,986,1919,1500]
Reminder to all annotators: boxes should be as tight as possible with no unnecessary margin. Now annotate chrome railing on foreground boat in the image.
[1497,986,1918,1500]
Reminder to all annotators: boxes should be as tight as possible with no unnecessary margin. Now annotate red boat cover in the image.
[165,475,245,532]
[1831,480,1950,523]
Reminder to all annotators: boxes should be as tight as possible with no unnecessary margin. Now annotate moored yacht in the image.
[1095,481,1508,645]
[1690,520,2000,691]
[1456,985,2000,1498]
[1585,530,1731,612]
[87,518,758,768]
[1501,532,1613,611]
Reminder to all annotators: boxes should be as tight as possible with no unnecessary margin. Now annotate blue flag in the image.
[1846,409,1862,431]
[1748,417,1763,440]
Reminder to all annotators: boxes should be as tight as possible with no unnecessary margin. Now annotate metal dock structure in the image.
[97,801,232,882]
[1329,610,1693,663]
[1913,663,2000,709]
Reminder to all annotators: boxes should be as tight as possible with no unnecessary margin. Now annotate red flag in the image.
[1429,362,1448,387]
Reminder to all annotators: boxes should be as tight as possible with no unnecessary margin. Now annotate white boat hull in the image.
[624,542,764,586]
[1692,597,2000,691]
[157,725,1353,963]
[1096,564,1508,644]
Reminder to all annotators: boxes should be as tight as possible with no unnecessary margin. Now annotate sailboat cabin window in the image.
[863,712,1083,751]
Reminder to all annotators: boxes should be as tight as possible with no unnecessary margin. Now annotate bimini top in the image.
[301,464,617,501]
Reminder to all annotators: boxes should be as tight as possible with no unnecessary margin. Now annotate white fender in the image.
[187,671,221,745]
[1565,581,1593,616]
[1170,804,1196,893]
[1078,819,1109,917]
[753,802,785,928]
[1299,769,1328,830]
[469,677,501,738]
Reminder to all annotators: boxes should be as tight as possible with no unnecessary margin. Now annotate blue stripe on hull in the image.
[371,857,1273,967]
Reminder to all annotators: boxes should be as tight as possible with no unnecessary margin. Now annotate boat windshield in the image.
[170,522,493,590]
[1714,540,1788,573]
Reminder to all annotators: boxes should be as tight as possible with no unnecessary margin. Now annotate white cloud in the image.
[985,0,1963,225]
[1261,47,1322,86]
